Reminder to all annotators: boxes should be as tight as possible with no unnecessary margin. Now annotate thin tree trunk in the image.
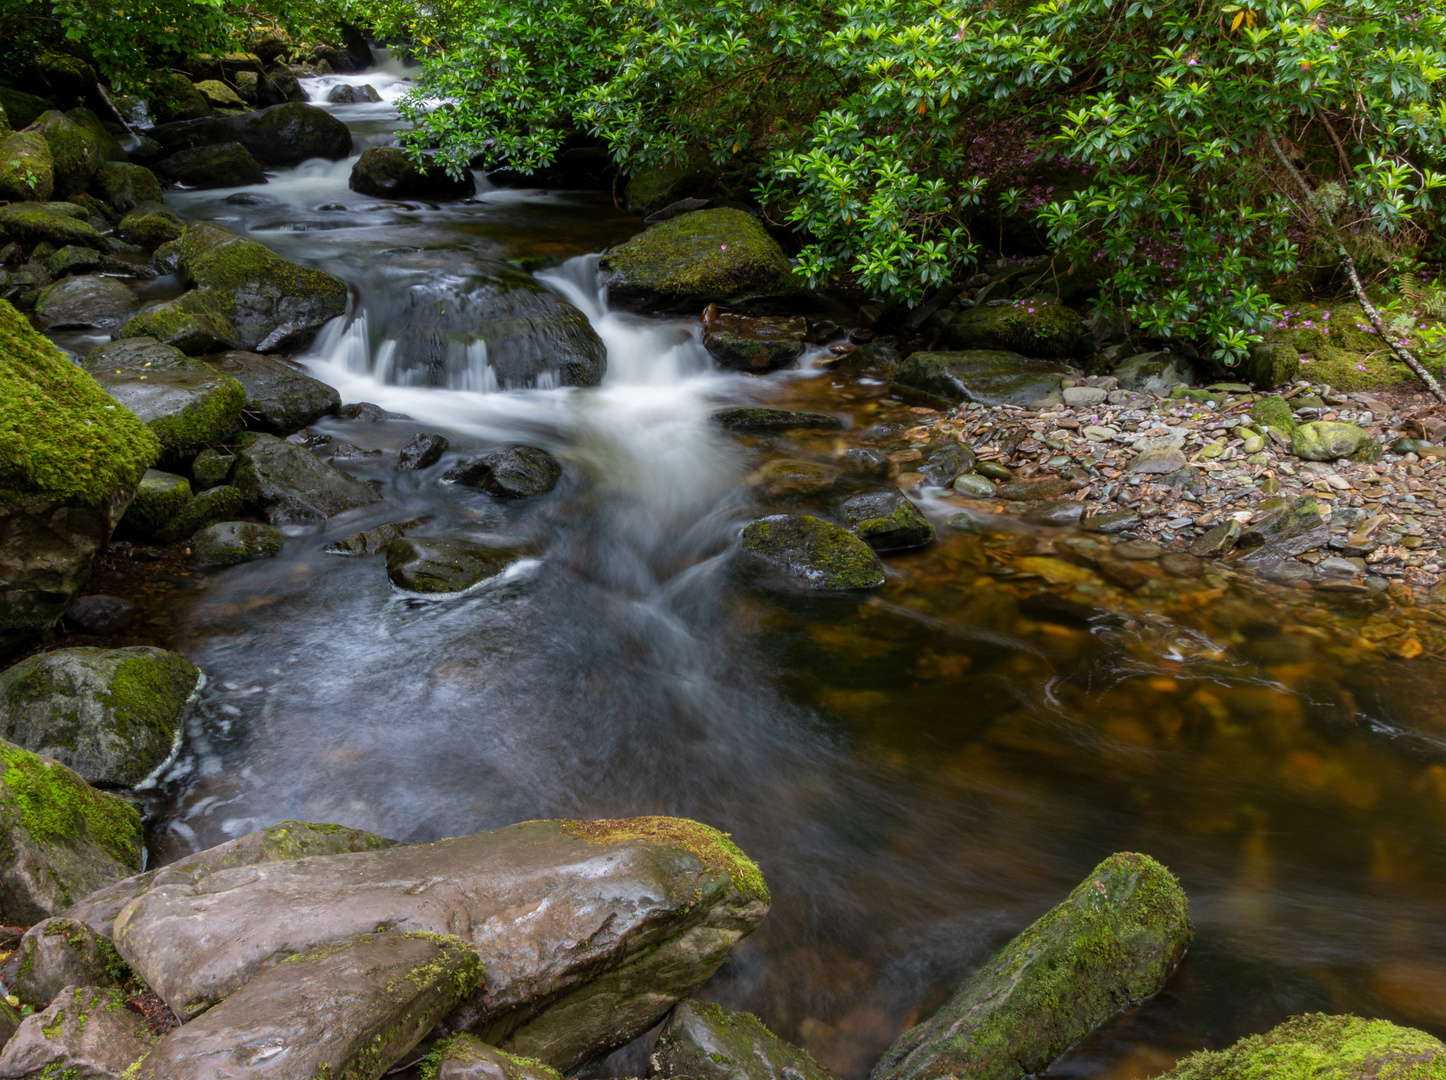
[1265,130,1446,405]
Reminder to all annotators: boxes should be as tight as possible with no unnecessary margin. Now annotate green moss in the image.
[1248,396,1298,433]
[0,87,56,130]
[156,485,248,543]
[117,204,185,248]
[177,223,347,315]
[741,514,887,590]
[949,299,1085,359]
[0,130,55,202]
[419,1034,564,1080]
[1160,1014,1446,1080]
[560,816,769,904]
[0,741,142,867]
[124,470,192,534]
[0,300,159,504]
[98,651,200,765]
[119,291,240,353]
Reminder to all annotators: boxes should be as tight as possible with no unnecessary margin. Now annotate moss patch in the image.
[0,299,159,503]
[740,513,887,590]
[1248,396,1297,433]
[949,299,1085,359]
[561,816,769,904]
[0,740,142,866]
[1160,1013,1446,1080]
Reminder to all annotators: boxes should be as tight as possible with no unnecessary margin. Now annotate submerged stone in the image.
[841,491,935,552]
[326,519,424,557]
[385,537,525,593]
[654,1000,837,1080]
[443,446,562,499]
[740,514,886,590]
[891,351,1069,409]
[232,432,383,526]
[191,521,285,568]
[1157,1014,1446,1080]
[712,408,843,432]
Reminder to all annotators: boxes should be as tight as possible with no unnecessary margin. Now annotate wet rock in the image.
[920,443,977,487]
[84,338,246,458]
[46,245,103,278]
[349,145,476,199]
[154,142,267,188]
[112,817,768,1070]
[33,275,136,331]
[976,461,1013,482]
[599,208,808,315]
[328,82,384,104]
[192,521,285,567]
[385,537,525,593]
[1157,1014,1444,1080]
[834,340,900,380]
[891,351,1069,409]
[399,432,450,470]
[996,477,1074,501]
[64,596,138,636]
[116,200,185,247]
[0,739,143,922]
[443,446,562,499]
[0,986,155,1078]
[711,408,843,433]
[429,1036,564,1080]
[0,201,106,249]
[190,448,235,489]
[1160,552,1203,577]
[1080,508,1139,533]
[1112,351,1193,393]
[1062,385,1107,408]
[338,401,391,422]
[947,300,1085,359]
[1190,519,1242,557]
[872,852,1190,1080]
[624,159,717,215]
[257,71,307,107]
[135,931,483,1080]
[7,918,123,1006]
[325,520,423,556]
[1290,421,1374,461]
[749,459,837,498]
[0,131,54,202]
[210,350,340,433]
[1127,446,1187,474]
[122,469,192,536]
[91,162,163,214]
[740,514,885,590]
[330,441,382,461]
[701,308,807,372]
[844,447,892,478]
[155,485,249,544]
[119,290,242,355]
[0,645,199,787]
[654,999,836,1080]
[27,111,105,200]
[232,432,383,526]
[150,102,354,166]
[952,474,997,498]
[1022,500,1085,527]
[842,491,935,552]
[174,222,348,352]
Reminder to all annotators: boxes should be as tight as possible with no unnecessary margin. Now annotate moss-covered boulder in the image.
[7,916,125,1006]
[0,130,54,202]
[232,432,382,525]
[1157,1014,1446,1080]
[654,1000,837,1080]
[349,145,477,199]
[85,338,247,458]
[155,141,267,188]
[174,222,348,351]
[711,408,843,433]
[599,208,808,315]
[0,739,144,922]
[841,491,935,552]
[1241,341,1302,390]
[385,536,526,593]
[210,350,340,433]
[149,72,212,124]
[0,300,159,648]
[46,244,103,278]
[702,310,807,372]
[891,350,1071,409]
[119,290,242,355]
[65,107,127,164]
[123,468,193,535]
[117,199,186,247]
[31,53,97,103]
[740,514,886,590]
[0,986,156,1075]
[0,87,56,131]
[872,852,1191,1080]
[624,159,717,215]
[947,299,1086,359]
[0,200,107,249]
[25,110,104,199]
[33,274,137,331]
[0,645,199,788]
[424,1036,564,1080]
[192,520,285,567]
[91,162,162,214]
[1248,395,1298,434]
[192,78,247,111]
[442,446,562,499]
[150,101,353,166]
[1291,421,1377,462]
[154,484,249,543]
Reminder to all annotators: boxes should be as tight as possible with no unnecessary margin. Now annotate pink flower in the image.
[1355,364,1367,371]
[720,244,727,250]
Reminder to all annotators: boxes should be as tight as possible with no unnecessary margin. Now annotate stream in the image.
[83,57,1446,1080]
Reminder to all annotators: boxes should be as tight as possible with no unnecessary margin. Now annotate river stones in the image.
[740,515,886,590]
[890,351,1070,409]
[871,852,1191,1080]
[192,521,285,567]
[134,931,484,1080]
[1291,420,1376,462]
[653,1000,836,1080]
[0,646,198,788]
[599,208,809,315]
[326,519,424,557]
[947,300,1085,359]
[64,596,139,636]
[123,469,192,535]
[155,485,248,544]
[0,738,144,923]
[701,309,807,372]
[1126,446,1187,474]
[0,131,54,202]
[711,408,843,433]
[149,102,354,166]
[428,1036,564,1080]
[349,146,477,199]
[84,339,246,458]
[0,201,107,250]
[399,432,450,470]
[919,443,977,487]
[0,986,155,1078]
[61,819,399,940]
[119,291,243,355]
[6,917,123,1006]
[328,83,383,104]
[232,432,383,526]
[33,275,136,331]
[841,492,935,552]
[111,816,769,1069]
[1159,1014,1445,1080]
[385,537,525,593]
[209,351,340,433]
[91,162,163,215]
[443,446,562,499]
[952,473,997,498]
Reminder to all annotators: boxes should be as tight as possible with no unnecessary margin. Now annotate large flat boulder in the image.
[0,300,158,649]
[135,931,484,1080]
[890,351,1070,409]
[111,817,769,1069]
[946,300,1086,359]
[232,432,383,525]
[149,102,353,166]
[33,275,136,331]
[871,852,1191,1080]
[0,201,107,249]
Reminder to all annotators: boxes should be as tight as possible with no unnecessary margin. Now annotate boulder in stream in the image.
[154,484,249,544]
[740,515,886,590]
[231,432,383,526]
[711,408,843,433]
[871,852,1191,1080]
[890,351,1070,409]
[350,146,477,200]
[154,141,267,189]
[209,350,341,433]
[5,917,125,1006]
[33,275,137,331]
[701,308,807,372]
[119,290,243,355]
[122,469,192,536]
[0,201,107,250]
[191,521,285,567]
[425,1035,564,1080]
[116,200,185,247]
[398,432,451,471]
[91,162,163,215]
[442,446,562,499]
[841,491,935,552]
[653,999,837,1080]
[149,102,354,166]
[0,131,54,203]
[385,537,526,593]
[26,110,105,200]
[110,816,769,1070]
[0,986,155,1078]
[0,645,199,788]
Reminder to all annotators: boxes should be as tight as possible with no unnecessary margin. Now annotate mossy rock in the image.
[653,999,835,1080]
[872,852,1191,1080]
[119,290,242,355]
[947,299,1086,359]
[150,102,352,166]
[0,200,106,249]
[1240,342,1301,390]
[623,157,717,214]
[740,514,886,590]
[155,484,249,543]
[349,145,477,199]
[149,72,211,124]
[841,490,935,552]
[0,645,199,787]
[65,108,128,164]
[33,274,137,331]
[123,468,193,535]
[0,737,144,922]
[47,244,103,278]
[192,520,285,567]
[0,87,57,131]
[1248,395,1298,434]
[0,130,54,202]
[27,109,105,199]
[117,199,186,247]
[155,142,267,189]
[1157,1014,1446,1080]
[599,208,808,315]
[232,432,382,525]
[193,79,247,110]
[892,350,1069,408]
[385,536,526,593]
[711,408,842,432]
[31,53,97,102]
[9,916,126,1007]
[210,350,340,433]
[1291,421,1377,462]
[422,1034,564,1080]
[84,337,247,458]
[190,448,236,490]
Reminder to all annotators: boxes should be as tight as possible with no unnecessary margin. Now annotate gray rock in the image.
[711,409,842,433]
[191,521,285,567]
[1127,447,1187,474]
[1113,351,1193,393]
[385,537,525,593]
[0,646,198,787]
[891,351,1069,408]
[110,818,769,1070]
[740,515,886,590]
[117,290,242,356]
[843,448,892,478]
[46,245,103,279]
[64,596,138,636]
[122,469,192,536]
[33,276,136,331]
[209,351,340,434]
[91,162,163,215]
[1022,500,1085,527]
[148,102,354,167]
[1190,519,1242,557]
[919,443,976,487]
[325,520,424,557]
[116,200,185,247]
[232,432,383,526]
[952,474,997,498]
[348,146,476,200]
[702,311,807,373]
[134,931,483,1080]
[1080,509,1140,534]
[841,491,935,552]
[328,83,384,104]
[154,142,267,188]
[1061,385,1107,407]
[430,1036,563,1080]
[442,446,562,499]
[0,986,154,1079]
[0,202,107,250]
[154,485,249,544]
[7,918,123,1006]
[398,432,450,470]
[654,999,836,1080]
[190,448,235,490]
